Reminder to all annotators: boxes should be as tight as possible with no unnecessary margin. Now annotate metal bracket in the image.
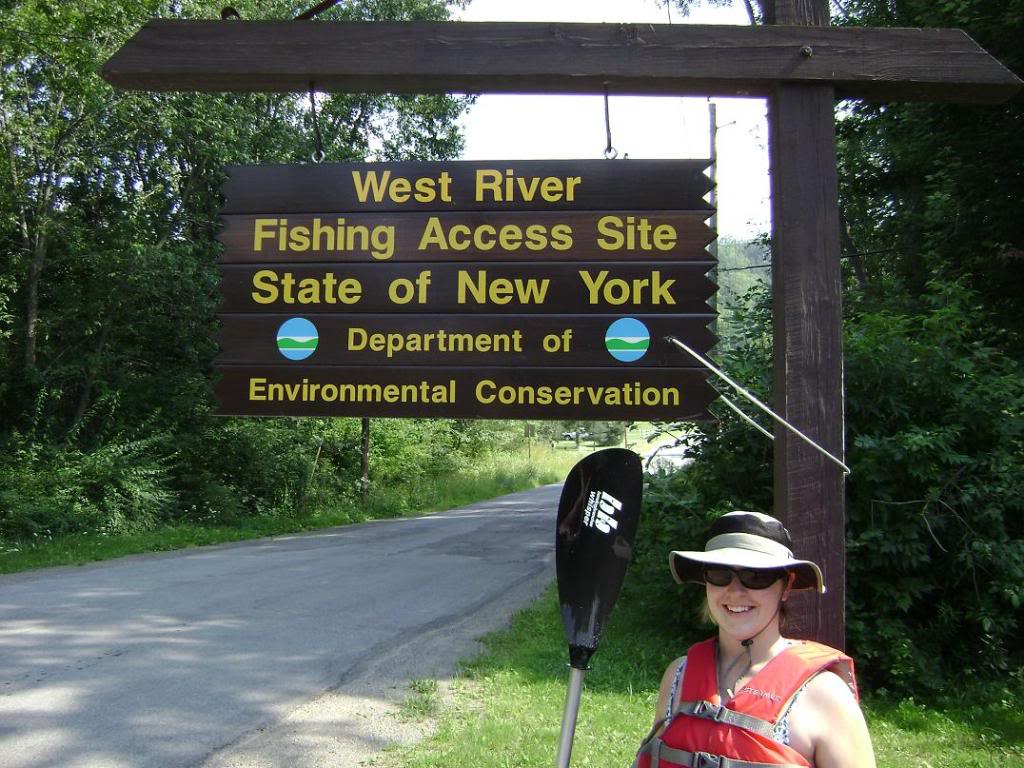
[295,0,344,20]
[220,1,343,21]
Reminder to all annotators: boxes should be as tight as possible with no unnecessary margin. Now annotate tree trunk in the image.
[360,417,370,503]
[23,232,47,372]
[66,317,112,440]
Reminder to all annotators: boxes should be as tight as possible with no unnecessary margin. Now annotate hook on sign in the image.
[603,86,618,160]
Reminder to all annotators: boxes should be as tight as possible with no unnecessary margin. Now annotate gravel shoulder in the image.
[201,566,553,768]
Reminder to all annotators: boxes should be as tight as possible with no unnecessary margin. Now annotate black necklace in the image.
[718,644,753,700]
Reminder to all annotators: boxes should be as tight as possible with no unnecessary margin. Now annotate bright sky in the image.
[454,0,771,239]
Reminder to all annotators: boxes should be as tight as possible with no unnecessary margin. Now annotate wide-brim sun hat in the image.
[669,511,825,593]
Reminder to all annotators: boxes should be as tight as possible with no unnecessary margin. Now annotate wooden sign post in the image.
[102,9,1021,645]
[767,0,846,649]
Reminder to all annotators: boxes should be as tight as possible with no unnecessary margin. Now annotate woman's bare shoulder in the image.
[790,669,876,768]
[800,668,860,713]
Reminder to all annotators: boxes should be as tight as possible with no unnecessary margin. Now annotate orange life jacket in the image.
[633,638,858,768]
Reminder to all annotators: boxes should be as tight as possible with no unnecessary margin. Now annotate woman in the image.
[634,511,875,768]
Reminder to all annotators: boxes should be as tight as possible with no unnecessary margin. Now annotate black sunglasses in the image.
[703,566,786,590]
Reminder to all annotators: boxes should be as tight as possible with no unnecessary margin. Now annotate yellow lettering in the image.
[254,219,277,251]
[390,177,411,203]
[251,270,279,304]
[348,327,367,351]
[475,170,502,202]
[288,225,310,252]
[578,269,676,305]
[351,170,390,202]
[417,176,445,203]
[458,270,487,304]
[311,218,335,250]
[551,224,574,251]
[297,278,321,304]
[418,217,448,250]
[249,377,267,400]
[457,271,550,305]
[596,216,625,250]
[579,269,607,304]
[489,278,513,305]
[336,278,362,304]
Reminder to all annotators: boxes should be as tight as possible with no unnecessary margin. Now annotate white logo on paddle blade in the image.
[584,491,621,534]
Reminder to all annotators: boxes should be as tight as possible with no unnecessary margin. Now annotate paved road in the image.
[0,484,561,768]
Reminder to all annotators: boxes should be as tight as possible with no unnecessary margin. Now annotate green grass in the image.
[401,679,441,720]
[360,445,580,520]
[377,586,1024,768]
[0,445,580,575]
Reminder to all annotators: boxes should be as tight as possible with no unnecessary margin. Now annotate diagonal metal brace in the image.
[295,0,345,20]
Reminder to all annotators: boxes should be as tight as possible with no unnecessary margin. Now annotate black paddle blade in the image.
[556,448,643,670]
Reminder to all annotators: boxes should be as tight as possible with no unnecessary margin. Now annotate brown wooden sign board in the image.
[218,211,715,264]
[221,160,713,213]
[215,366,716,420]
[215,159,718,420]
[219,263,715,315]
[215,314,716,367]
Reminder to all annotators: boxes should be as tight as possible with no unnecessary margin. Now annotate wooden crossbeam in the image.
[101,20,1021,103]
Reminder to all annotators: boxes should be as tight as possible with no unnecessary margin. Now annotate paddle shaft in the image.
[555,666,587,768]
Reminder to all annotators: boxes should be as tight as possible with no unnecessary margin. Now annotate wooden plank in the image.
[769,3,847,650]
[102,20,1022,103]
[219,211,715,264]
[221,161,714,214]
[214,365,717,420]
[215,313,716,367]
[219,262,716,315]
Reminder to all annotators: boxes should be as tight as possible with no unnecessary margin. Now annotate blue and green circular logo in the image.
[605,318,650,362]
[276,317,319,361]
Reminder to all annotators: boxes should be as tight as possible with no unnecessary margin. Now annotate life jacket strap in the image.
[674,700,777,739]
[638,738,806,768]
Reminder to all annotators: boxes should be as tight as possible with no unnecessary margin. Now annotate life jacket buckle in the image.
[693,752,722,768]
[693,700,728,722]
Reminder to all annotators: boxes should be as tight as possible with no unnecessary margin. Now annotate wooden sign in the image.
[218,211,715,263]
[218,263,715,315]
[215,367,715,420]
[216,315,717,367]
[215,160,717,419]
[220,160,714,213]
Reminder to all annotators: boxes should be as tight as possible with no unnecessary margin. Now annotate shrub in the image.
[631,281,1024,691]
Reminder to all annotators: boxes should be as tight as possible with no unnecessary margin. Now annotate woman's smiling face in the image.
[705,568,789,639]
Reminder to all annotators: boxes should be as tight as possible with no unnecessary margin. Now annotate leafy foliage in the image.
[844,281,1024,689]
[634,281,1024,691]
[0,0,478,544]
[834,0,1024,333]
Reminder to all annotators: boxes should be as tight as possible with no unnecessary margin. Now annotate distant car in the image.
[561,430,590,440]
